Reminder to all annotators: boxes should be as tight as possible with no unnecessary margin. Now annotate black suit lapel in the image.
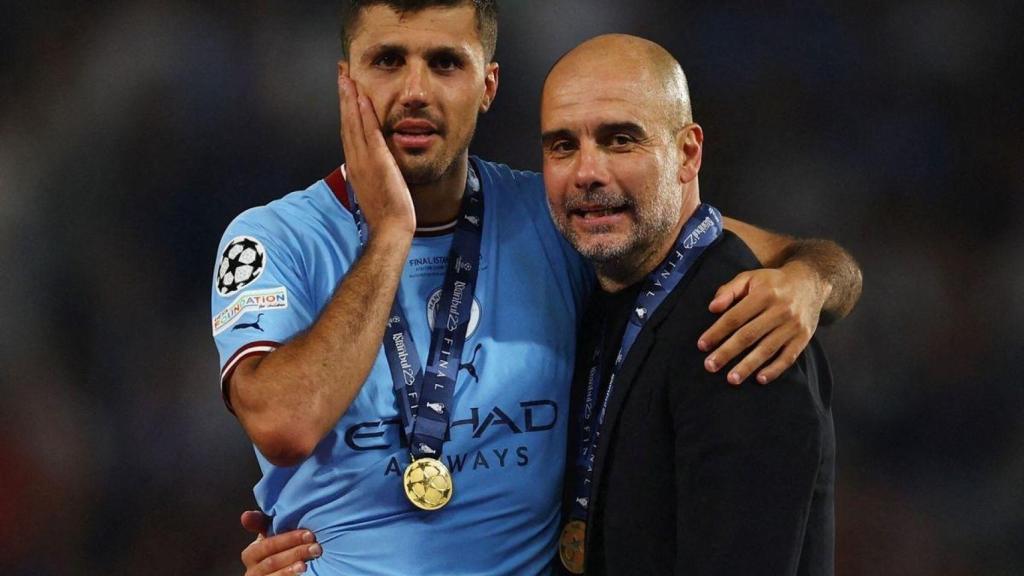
[583,272,691,553]
[589,281,687,487]
[581,243,714,565]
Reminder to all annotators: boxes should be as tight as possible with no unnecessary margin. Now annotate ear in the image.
[480,62,500,113]
[677,123,703,184]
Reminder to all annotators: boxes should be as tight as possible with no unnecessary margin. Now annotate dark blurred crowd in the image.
[1,1,1021,574]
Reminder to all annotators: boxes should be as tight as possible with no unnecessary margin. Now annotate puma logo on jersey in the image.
[460,343,483,382]
[232,313,265,332]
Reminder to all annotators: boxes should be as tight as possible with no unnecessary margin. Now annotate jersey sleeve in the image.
[210,208,318,409]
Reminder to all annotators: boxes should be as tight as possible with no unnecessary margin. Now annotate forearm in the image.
[232,229,412,465]
[723,217,862,324]
[777,239,862,324]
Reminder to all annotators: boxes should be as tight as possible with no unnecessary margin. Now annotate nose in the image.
[399,61,431,111]
[573,141,609,192]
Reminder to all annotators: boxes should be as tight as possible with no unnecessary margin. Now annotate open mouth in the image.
[389,119,440,149]
[574,206,628,219]
[570,203,631,221]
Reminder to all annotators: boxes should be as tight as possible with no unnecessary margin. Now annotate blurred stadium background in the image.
[1,1,1021,574]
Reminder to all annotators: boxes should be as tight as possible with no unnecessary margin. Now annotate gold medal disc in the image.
[559,520,586,574]
[403,457,454,510]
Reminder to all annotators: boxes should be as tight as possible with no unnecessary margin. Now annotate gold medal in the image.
[403,457,454,510]
[559,520,586,574]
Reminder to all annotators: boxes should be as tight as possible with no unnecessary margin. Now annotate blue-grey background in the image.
[2,1,1021,574]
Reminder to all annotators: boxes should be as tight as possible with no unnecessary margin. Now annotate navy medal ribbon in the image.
[346,164,484,461]
[568,203,723,523]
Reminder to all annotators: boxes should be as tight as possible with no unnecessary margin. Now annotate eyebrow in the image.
[424,45,470,61]
[540,129,574,147]
[362,43,406,59]
[596,122,647,139]
[541,122,648,146]
[362,43,471,62]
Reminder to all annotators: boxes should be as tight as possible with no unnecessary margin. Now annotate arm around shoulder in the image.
[722,216,862,323]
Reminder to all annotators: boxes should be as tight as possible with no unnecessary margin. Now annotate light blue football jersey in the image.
[211,158,592,575]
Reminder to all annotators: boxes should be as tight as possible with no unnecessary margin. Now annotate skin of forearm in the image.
[722,217,791,266]
[231,228,413,466]
[723,217,863,323]
[777,239,863,324]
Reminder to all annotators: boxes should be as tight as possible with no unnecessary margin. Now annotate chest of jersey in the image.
[251,171,583,575]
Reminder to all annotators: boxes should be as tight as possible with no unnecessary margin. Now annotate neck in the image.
[596,189,700,293]
[409,154,469,227]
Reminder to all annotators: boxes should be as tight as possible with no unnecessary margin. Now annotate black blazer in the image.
[566,231,835,575]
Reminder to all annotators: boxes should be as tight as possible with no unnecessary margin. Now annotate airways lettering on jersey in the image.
[383,446,530,477]
[344,399,558,451]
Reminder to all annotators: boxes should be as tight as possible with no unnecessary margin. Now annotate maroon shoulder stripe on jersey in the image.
[220,340,280,413]
[325,164,458,237]
[325,166,351,212]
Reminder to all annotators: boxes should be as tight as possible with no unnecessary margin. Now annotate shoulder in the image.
[660,231,833,415]
[654,230,761,326]
[236,177,347,232]
[220,176,353,253]
[472,157,544,200]
[697,230,763,284]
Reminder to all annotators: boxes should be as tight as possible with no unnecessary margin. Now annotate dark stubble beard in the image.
[399,150,464,186]
[549,186,681,268]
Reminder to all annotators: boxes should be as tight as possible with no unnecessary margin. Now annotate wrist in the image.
[781,260,833,303]
[368,220,415,245]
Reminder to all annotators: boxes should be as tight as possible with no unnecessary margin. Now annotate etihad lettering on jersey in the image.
[344,399,558,452]
[212,287,288,335]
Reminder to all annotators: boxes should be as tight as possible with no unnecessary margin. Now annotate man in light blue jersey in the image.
[216,2,862,575]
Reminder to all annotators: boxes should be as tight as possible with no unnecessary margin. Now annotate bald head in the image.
[544,34,692,129]
[540,34,705,289]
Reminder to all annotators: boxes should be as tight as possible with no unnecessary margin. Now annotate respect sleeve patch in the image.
[212,286,289,336]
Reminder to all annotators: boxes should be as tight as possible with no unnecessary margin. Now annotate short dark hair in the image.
[339,0,499,62]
